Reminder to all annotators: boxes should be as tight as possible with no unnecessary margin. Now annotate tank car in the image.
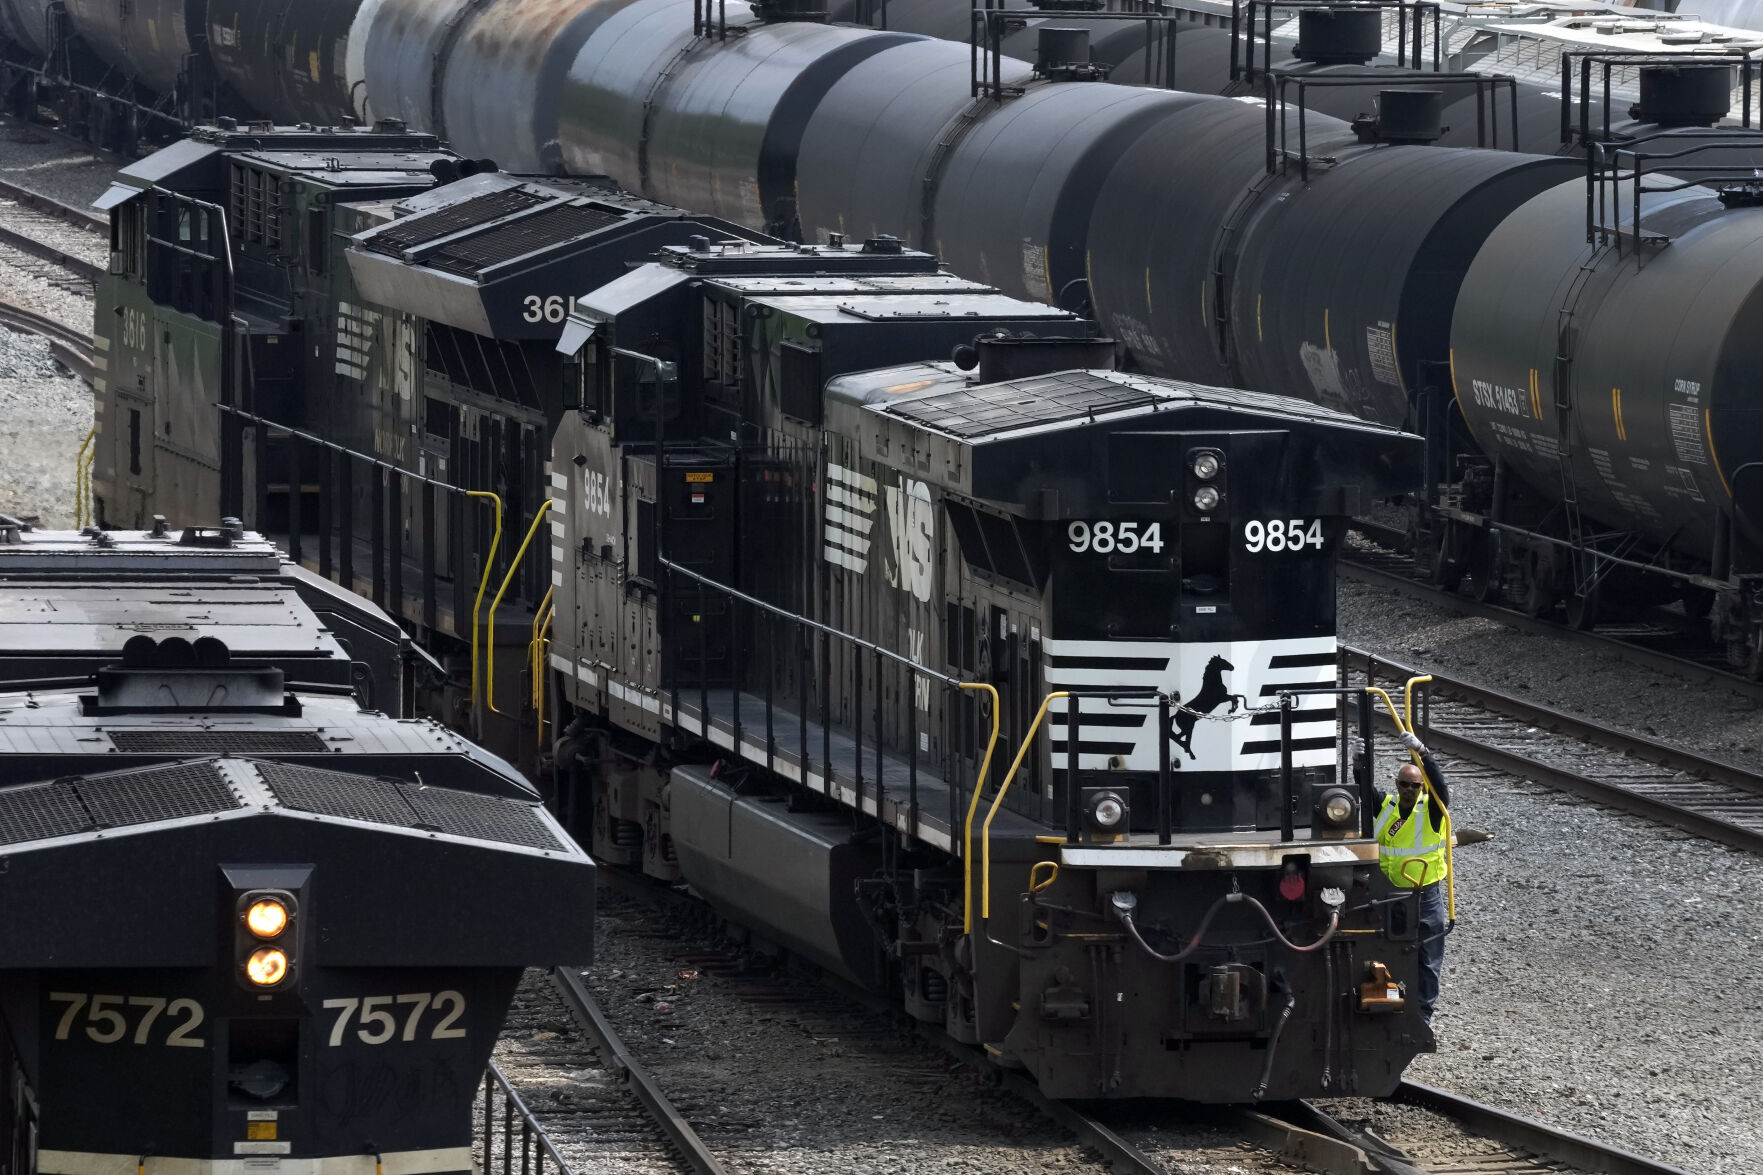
[542,235,1432,1100]
[0,520,594,1175]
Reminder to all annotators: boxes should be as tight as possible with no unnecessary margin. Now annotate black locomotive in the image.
[0,520,594,1175]
[546,235,1429,1099]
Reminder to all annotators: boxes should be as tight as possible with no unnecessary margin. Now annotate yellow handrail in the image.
[982,691,1069,920]
[485,501,552,715]
[464,490,503,711]
[529,585,556,709]
[1367,677,1456,920]
[72,426,95,527]
[530,587,555,748]
[958,681,1002,935]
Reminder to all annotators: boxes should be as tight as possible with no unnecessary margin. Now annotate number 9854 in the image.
[1244,518,1324,552]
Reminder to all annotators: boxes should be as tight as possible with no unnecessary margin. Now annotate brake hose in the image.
[1252,991,1296,1101]
[1112,890,1341,963]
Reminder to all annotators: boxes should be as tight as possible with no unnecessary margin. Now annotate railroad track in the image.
[1290,1082,1696,1175]
[0,175,106,295]
[1345,520,1763,702]
[0,298,96,382]
[486,967,726,1174]
[1343,645,1763,854]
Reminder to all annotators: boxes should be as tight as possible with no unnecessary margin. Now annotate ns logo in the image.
[823,462,935,603]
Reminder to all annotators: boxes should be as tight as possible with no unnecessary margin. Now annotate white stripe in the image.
[93,334,111,351]
[550,519,566,536]
[824,504,874,533]
[823,546,866,572]
[827,463,876,493]
[551,472,569,489]
[1062,843,1373,869]
[825,483,874,508]
[552,569,564,586]
[37,1148,471,1175]
[823,523,870,554]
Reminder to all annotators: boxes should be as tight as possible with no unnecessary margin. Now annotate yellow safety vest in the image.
[1375,793,1448,887]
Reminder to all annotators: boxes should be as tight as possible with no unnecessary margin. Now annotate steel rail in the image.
[0,175,109,233]
[0,298,96,381]
[548,966,729,1175]
[1343,521,1763,703]
[480,1059,578,1175]
[1342,645,1763,854]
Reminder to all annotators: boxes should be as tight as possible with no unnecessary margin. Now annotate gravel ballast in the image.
[0,324,89,527]
[0,119,118,209]
[1340,576,1763,1174]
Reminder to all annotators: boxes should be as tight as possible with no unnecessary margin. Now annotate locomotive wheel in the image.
[1471,530,1502,604]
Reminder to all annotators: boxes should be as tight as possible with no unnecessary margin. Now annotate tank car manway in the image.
[1344,647,1763,854]
[1345,520,1763,700]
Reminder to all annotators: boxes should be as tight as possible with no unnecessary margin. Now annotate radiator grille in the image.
[258,761,561,851]
[0,761,239,847]
[109,730,329,754]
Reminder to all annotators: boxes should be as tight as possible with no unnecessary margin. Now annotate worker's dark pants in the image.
[1416,880,1447,1022]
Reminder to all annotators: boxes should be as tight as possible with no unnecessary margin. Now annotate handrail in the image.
[80,438,96,528]
[486,501,552,715]
[530,586,555,749]
[480,1059,576,1175]
[959,680,1002,935]
[982,691,1069,920]
[466,490,503,715]
[72,426,94,527]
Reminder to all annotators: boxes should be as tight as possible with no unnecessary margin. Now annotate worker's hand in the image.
[1400,731,1428,755]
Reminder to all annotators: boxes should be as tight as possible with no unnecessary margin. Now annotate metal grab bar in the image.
[486,501,552,716]
[465,490,504,715]
[72,426,95,527]
[982,691,1069,920]
[479,1060,576,1175]
[530,586,555,749]
[959,680,1003,935]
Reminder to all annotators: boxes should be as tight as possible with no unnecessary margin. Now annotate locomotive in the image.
[545,234,1430,1100]
[0,519,594,1175]
[86,122,1440,1100]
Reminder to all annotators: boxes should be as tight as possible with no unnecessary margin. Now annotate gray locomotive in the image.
[0,520,594,1175]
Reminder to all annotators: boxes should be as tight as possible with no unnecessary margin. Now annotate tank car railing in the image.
[1263,71,1520,179]
[1232,0,1441,83]
[478,1061,576,1175]
[1585,127,1763,253]
[1560,49,1761,151]
[968,3,1188,99]
[656,556,1001,848]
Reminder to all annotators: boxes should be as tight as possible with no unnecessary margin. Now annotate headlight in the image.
[1193,485,1221,512]
[245,947,290,987]
[1087,789,1126,830]
[1192,452,1221,480]
[1316,787,1357,827]
[245,898,288,939]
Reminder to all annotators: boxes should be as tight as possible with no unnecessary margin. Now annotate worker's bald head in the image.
[1395,764,1425,790]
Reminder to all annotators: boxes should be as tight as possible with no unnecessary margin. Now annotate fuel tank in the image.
[1450,179,1763,552]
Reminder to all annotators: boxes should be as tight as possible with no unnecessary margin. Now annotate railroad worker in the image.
[1375,730,1451,1026]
